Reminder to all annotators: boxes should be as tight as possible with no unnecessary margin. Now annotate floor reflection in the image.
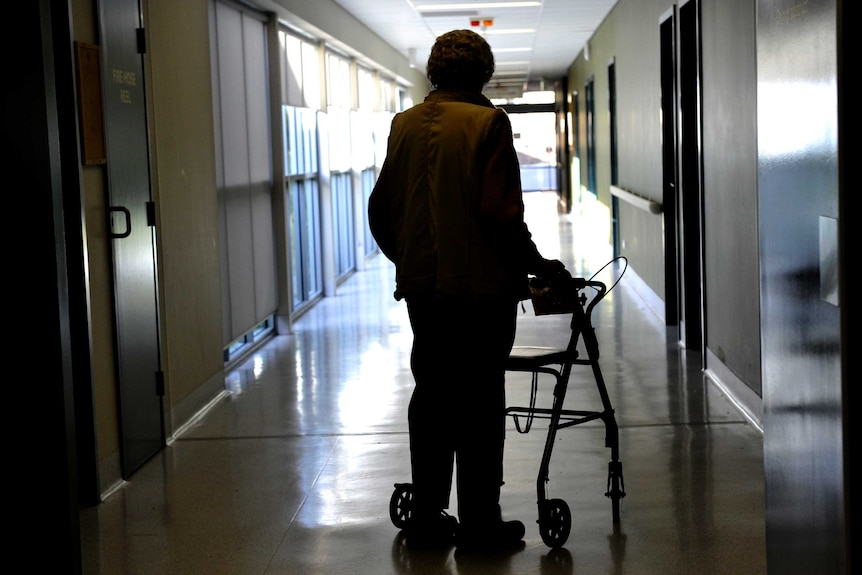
[80,192,765,575]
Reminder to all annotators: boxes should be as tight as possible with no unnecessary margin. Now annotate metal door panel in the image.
[99,0,164,477]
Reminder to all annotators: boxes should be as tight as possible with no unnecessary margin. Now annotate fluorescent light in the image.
[418,10,478,17]
[485,28,535,35]
[418,2,542,12]
[493,47,532,53]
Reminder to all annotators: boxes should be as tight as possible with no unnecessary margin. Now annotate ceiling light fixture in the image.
[484,28,535,35]
[418,2,542,12]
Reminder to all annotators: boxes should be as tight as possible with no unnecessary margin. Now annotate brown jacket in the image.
[368,88,545,301]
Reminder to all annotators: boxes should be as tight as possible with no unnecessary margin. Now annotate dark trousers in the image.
[405,293,517,525]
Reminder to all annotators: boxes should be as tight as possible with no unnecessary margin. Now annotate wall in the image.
[569,1,667,309]
[567,0,762,408]
[70,0,123,489]
[567,0,849,571]
[700,0,761,395]
[143,0,226,435]
[71,0,428,498]
[757,0,844,570]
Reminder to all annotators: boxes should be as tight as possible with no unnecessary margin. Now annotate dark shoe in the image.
[454,519,526,552]
[403,512,458,549]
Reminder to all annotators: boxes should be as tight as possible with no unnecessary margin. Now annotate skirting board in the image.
[705,349,763,433]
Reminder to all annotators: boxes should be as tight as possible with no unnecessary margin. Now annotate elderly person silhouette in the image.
[369,28,565,552]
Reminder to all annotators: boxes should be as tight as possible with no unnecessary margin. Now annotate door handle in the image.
[108,206,132,239]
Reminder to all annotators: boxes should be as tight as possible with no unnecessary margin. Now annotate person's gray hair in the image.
[426,29,495,91]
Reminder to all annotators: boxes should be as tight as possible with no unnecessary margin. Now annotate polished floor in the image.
[79,192,767,574]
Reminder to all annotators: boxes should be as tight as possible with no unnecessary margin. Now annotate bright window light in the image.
[514,90,555,104]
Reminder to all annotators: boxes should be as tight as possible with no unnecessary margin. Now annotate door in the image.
[659,2,705,349]
[99,0,164,478]
[659,7,680,328]
[608,58,619,256]
[677,0,705,352]
[584,76,597,198]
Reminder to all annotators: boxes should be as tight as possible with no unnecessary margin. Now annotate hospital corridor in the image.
[78,191,767,575]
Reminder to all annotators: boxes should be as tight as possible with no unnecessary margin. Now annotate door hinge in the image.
[136,28,146,54]
[155,370,165,396]
[146,201,156,227]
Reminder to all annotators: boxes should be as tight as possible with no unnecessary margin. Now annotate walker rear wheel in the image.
[389,483,414,529]
[538,498,571,548]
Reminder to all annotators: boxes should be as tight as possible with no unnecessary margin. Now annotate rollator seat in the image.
[506,346,575,369]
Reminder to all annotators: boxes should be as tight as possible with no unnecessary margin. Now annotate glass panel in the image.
[362,167,377,257]
[327,52,352,109]
[328,107,351,172]
[289,178,323,308]
[295,107,307,174]
[285,106,322,310]
[303,179,322,298]
[396,86,413,111]
[285,105,320,176]
[215,5,248,188]
[289,180,302,305]
[350,110,373,171]
[509,111,557,192]
[302,108,318,173]
[283,32,303,106]
[332,172,355,277]
[301,41,320,109]
[357,66,375,111]
[373,111,393,168]
[283,107,296,175]
[380,79,393,112]
[243,16,270,182]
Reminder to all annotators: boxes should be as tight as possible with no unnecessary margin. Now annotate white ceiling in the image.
[331,0,617,97]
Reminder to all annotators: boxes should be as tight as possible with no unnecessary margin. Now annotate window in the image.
[281,29,321,109]
[331,172,355,277]
[326,51,356,279]
[213,1,276,351]
[284,106,322,310]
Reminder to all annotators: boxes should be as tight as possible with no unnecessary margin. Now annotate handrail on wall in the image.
[610,185,663,214]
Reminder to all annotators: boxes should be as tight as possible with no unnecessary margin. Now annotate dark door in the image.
[659,7,679,328]
[585,76,597,197]
[99,0,164,477]
[677,0,705,352]
[608,59,619,256]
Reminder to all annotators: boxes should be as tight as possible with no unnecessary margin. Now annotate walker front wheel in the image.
[606,460,625,524]
[389,483,414,529]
